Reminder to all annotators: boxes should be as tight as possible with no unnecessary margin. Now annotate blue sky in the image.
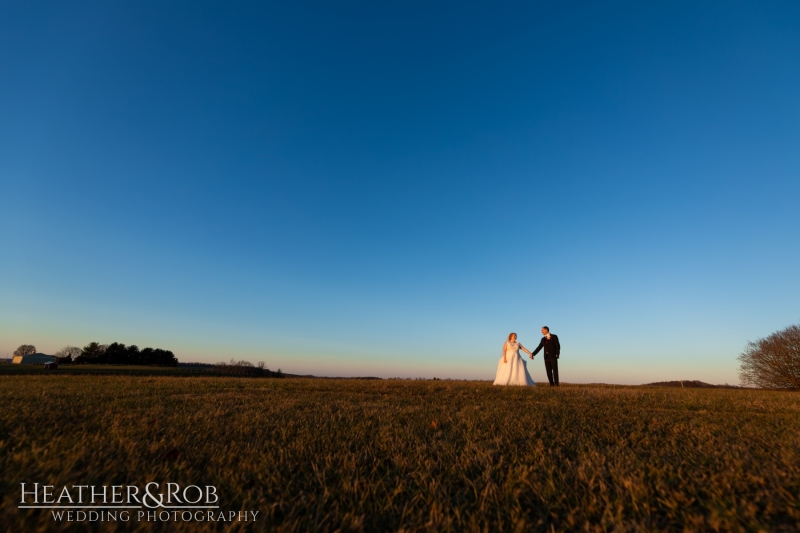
[2,1,798,383]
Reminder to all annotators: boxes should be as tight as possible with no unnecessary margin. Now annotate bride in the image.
[493,332,535,386]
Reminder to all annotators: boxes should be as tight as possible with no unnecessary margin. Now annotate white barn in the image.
[12,353,57,365]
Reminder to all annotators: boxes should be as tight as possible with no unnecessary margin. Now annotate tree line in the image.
[213,358,284,377]
[14,342,178,366]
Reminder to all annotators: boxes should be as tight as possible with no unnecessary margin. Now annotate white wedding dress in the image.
[493,341,535,386]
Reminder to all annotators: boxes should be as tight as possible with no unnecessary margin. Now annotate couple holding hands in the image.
[493,327,561,387]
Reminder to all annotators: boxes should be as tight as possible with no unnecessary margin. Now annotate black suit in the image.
[531,334,560,386]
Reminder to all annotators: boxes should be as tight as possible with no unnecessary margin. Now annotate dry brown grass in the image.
[1,375,799,531]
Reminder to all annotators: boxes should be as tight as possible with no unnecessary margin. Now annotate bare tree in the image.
[14,344,37,357]
[56,346,82,357]
[55,346,82,362]
[738,324,800,389]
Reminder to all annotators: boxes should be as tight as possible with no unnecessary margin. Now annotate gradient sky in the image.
[2,1,798,384]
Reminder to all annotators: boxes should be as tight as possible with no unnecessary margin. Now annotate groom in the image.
[530,326,560,386]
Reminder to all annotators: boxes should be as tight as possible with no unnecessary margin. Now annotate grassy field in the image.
[2,375,799,532]
[0,363,212,377]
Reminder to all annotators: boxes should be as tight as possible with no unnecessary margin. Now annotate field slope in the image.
[1,376,799,531]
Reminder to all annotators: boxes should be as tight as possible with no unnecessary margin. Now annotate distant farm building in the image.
[12,353,57,365]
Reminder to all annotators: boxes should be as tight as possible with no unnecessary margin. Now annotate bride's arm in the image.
[519,344,532,355]
[502,342,507,363]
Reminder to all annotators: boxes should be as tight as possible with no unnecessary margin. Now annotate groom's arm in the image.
[531,339,544,357]
[554,336,561,357]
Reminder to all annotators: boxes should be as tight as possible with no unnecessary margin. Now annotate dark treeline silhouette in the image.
[74,341,178,366]
[213,359,284,377]
[644,380,739,389]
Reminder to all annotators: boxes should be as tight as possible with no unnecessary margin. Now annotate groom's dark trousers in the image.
[544,357,559,387]
[532,334,560,386]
